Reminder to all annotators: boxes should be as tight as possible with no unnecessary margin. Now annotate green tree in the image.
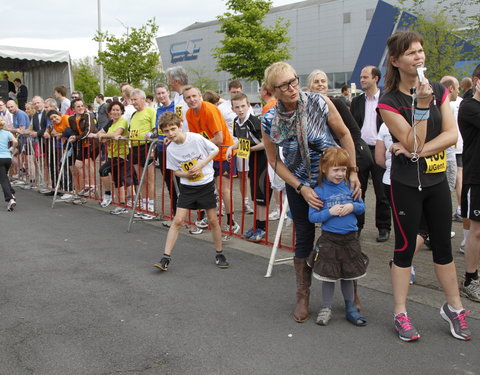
[72,58,99,104]
[213,0,291,84]
[93,18,161,87]
[396,0,480,80]
[187,67,219,92]
[104,83,121,98]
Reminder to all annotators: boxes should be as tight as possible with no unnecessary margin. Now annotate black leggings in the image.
[286,184,315,259]
[390,178,453,267]
[0,158,15,202]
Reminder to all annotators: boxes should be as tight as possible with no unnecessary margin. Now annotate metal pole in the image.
[98,0,104,94]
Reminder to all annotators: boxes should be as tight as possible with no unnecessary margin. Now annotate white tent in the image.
[0,45,73,100]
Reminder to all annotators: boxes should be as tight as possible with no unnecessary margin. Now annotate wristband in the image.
[414,108,429,121]
[296,182,304,194]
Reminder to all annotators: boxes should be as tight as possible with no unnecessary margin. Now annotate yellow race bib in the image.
[181,159,205,182]
[237,138,251,159]
[425,150,446,173]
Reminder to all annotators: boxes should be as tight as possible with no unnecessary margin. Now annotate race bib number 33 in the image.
[425,150,446,173]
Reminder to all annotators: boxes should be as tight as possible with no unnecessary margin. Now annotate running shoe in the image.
[439,303,472,341]
[215,253,230,268]
[78,188,89,197]
[39,188,52,194]
[153,257,170,271]
[189,227,203,235]
[60,193,76,201]
[110,206,128,215]
[224,221,240,234]
[244,200,254,214]
[140,213,156,220]
[452,212,463,222]
[269,208,281,221]
[133,211,143,218]
[316,307,332,326]
[248,228,266,243]
[242,227,256,240]
[195,218,209,228]
[460,279,480,302]
[100,194,112,208]
[7,199,16,212]
[394,313,420,342]
[409,266,417,285]
[21,184,32,190]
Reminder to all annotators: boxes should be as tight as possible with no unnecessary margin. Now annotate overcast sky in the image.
[0,0,302,60]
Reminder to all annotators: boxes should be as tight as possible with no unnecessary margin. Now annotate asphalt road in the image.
[1,190,479,375]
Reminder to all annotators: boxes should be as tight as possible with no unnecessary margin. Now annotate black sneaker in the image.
[439,303,472,341]
[215,253,230,268]
[153,257,170,271]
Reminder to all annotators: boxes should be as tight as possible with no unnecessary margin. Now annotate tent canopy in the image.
[0,44,73,101]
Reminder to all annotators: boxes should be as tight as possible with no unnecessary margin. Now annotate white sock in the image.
[448,304,463,313]
[463,229,469,243]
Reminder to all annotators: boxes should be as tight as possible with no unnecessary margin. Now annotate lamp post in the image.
[98,0,104,94]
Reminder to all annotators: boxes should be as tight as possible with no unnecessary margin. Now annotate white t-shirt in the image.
[173,92,189,132]
[451,96,463,154]
[166,132,218,186]
[123,104,136,123]
[376,123,393,185]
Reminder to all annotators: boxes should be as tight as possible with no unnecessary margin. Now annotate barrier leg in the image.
[127,140,158,232]
[51,140,72,208]
[264,195,293,278]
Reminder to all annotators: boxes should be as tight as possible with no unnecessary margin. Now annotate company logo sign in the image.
[170,39,202,63]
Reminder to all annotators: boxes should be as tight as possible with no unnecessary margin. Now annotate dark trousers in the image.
[0,158,15,201]
[157,150,178,215]
[356,146,391,231]
[286,184,315,259]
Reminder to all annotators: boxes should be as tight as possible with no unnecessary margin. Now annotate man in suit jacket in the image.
[351,66,391,242]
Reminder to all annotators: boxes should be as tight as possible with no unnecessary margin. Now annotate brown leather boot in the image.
[293,257,312,322]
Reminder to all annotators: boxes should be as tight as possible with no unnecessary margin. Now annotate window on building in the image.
[366,8,375,21]
[343,12,351,24]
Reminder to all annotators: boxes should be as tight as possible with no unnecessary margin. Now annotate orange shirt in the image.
[54,114,70,134]
[186,101,233,161]
[262,99,277,115]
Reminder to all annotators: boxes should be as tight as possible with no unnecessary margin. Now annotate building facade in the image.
[156,0,479,101]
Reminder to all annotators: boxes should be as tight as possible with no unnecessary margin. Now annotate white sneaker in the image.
[269,208,280,221]
[100,194,112,208]
[195,218,209,228]
[224,221,240,234]
[7,199,16,211]
[61,193,75,200]
[244,200,254,214]
[141,213,156,220]
[110,206,128,215]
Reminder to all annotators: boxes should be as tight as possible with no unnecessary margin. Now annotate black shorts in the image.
[248,151,271,206]
[456,154,463,168]
[177,180,216,210]
[129,144,154,166]
[461,184,480,221]
[111,158,130,188]
[74,140,99,161]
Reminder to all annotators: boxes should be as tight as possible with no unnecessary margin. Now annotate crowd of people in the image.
[1,28,480,342]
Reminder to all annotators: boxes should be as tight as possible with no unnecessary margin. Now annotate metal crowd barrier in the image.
[12,135,296,253]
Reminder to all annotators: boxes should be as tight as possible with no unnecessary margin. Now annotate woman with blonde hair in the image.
[262,61,360,322]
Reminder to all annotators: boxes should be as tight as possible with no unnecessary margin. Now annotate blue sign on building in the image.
[170,39,202,63]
